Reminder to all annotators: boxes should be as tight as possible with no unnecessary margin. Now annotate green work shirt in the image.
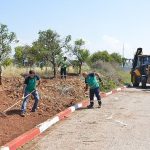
[24,75,40,92]
[60,60,68,68]
[85,73,100,89]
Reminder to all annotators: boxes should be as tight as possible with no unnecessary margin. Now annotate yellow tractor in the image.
[131,48,150,88]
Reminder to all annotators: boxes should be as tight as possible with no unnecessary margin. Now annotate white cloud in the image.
[101,35,133,58]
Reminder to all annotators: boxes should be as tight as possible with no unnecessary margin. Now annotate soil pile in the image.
[0,76,86,146]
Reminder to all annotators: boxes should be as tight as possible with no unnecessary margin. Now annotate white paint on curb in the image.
[106,91,112,96]
[38,116,59,133]
[70,106,75,112]
[0,146,9,150]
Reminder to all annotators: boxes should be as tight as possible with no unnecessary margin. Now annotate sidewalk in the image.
[19,87,150,150]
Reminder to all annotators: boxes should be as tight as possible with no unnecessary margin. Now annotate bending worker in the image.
[82,72,102,109]
[21,70,41,117]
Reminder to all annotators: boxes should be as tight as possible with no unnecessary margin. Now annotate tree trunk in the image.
[79,62,82,74]
[52,57,56,78]
[0,65,2,85]
[53,63,56,78]
[79,64,82,74]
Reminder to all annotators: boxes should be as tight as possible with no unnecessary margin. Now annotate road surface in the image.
[20,87,150,150]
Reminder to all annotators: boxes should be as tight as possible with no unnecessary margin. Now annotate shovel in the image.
[0,90,35,117]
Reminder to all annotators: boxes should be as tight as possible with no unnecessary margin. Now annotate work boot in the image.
[20,112,25,117]
[31,109,36,112]
[87,102,94,109]
[98,101,102,108]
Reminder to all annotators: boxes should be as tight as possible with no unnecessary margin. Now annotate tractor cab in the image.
[131,48,150,88]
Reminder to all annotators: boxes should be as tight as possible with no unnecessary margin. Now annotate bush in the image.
[90,60,130,91]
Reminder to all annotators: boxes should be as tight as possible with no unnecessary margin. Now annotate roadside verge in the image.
[0,86,126,150]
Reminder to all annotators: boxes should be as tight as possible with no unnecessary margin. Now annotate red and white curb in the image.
[0,86,126,150]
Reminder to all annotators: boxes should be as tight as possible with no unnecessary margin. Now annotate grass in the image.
[3,66,27,77]
[3,66,52,77]
[2,64,131,92]
[3,66,80,78]
[88,61,131,91]
[117,70,131,84]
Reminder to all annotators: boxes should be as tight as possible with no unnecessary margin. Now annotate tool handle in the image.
[22,90,36,99]
[3,90,36,113]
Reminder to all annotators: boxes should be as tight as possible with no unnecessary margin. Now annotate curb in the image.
[0,86,126,150]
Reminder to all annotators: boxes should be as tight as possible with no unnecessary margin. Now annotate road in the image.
[20,87,150,150]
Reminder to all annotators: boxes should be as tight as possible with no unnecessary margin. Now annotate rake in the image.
[0,90,35,117]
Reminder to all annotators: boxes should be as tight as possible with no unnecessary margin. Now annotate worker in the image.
[58,57,69,79]
[21,70,41,117]
[82,72,102,109]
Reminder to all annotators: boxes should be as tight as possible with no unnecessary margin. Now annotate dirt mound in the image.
[0,76,86,146]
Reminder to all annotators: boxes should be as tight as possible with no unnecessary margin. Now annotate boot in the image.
[20,112,25,117]
[87,102,94,109]
[98,100,102,108]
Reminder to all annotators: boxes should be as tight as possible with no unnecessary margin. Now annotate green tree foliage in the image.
[89,51,123,65]
[25,45,39,66]
[122,57,127,67]
[31,42,45,64]
[71,39,90,74]
[0,23,17,84]
[14,46,24,66]
[34,29,71,77]
[90,50,110,63]
[2,58,13,67]
[110,52,122,64]
[14,45,37,67]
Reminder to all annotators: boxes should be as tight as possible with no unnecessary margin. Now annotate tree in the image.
[35,29,71,77]
[0,23,17,84]
[90,50,110,63]
[2,58,13,67]
[14,45,36,67]
[24,45,38,67]
[71,39,90,74]
[110,52,122,64]
[122,57,127,68]
[14,46,24,66]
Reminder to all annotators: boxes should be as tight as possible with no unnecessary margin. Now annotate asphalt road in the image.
[20,87,150,150]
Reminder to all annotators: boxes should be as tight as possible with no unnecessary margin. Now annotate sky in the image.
[0,0,150,58]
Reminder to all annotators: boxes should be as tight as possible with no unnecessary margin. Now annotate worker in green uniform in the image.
[82,72,102,109]
[21,70,41,117]
[58,57,69,79]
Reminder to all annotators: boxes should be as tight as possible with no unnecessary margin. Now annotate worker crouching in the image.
[82,72,102,109]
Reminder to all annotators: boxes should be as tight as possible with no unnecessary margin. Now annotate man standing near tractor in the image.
[21,70,41,117]
[82,72,102,109]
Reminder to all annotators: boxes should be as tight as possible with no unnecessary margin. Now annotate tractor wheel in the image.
[141,77,147,89]
[132,75,139,87]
